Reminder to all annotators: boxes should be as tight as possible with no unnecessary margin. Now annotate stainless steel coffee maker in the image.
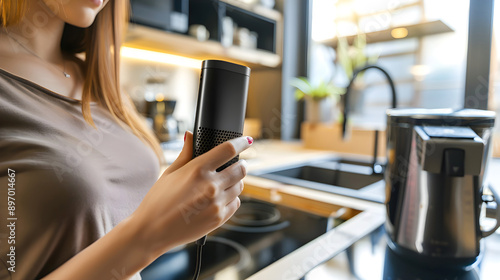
[385,108,500,266]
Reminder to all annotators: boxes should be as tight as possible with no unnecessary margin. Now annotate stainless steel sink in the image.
[249,157,386,203]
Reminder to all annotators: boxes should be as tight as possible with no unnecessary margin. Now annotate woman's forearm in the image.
[42,215,156,280]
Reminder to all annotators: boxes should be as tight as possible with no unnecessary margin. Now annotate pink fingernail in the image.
[247,136,253,145]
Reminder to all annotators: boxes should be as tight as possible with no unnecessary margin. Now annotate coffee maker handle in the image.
[481,185,500,238]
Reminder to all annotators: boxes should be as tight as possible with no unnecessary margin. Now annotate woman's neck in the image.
[3,0,66,63]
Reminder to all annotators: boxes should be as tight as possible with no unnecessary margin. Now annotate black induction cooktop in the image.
[140,196,337,280]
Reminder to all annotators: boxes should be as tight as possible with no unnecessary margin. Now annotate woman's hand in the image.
[131,131,252,258]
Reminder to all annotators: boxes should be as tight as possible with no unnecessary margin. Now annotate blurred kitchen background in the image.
[119,0,500,161]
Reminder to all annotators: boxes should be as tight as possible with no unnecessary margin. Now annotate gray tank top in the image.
[0,68,159,279]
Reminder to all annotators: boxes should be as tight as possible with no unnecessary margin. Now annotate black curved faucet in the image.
[341,65,398,174]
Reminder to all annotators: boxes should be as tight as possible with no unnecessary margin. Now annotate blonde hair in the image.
[1,0,165,165]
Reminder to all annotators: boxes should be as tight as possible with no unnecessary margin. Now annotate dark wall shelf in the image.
[189,0,279,54]
[126,0,282,68]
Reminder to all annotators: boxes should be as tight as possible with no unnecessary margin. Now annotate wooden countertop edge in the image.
[246,210,385,280]
[243,176,385,280]
[243,175,384,214]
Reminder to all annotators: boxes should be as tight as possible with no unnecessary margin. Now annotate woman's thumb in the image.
[162,131,193,175]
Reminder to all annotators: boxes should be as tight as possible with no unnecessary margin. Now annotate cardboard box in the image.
[301,122,386,157]
[243,118,262,139]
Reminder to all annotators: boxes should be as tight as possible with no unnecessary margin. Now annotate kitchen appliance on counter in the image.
[385,108,500,267]
[142,75,183,143]
[146,99,182,142]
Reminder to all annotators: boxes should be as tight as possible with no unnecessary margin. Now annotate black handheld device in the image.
[191,60,250,279]
[192,60,251,169]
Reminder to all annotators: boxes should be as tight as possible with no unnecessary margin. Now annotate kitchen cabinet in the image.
[126,0,282,68]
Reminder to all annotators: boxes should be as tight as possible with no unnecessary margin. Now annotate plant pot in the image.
[305,97,337,123]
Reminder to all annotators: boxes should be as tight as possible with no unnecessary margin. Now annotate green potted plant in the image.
[290,77,344,123]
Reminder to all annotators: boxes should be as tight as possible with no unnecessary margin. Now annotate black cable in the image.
[192,235,207,280]
[192,244,203,280]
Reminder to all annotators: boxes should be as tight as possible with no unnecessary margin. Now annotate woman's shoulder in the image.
[0,67,26,105]
[0,66,35,94]
[0,67,35,106]
[0,66,18,84]
[0,67,71,130]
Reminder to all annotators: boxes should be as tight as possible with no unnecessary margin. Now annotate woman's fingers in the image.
[223,180,244,205]
[223,196,241,223]
[196,136,253,171]
[217,159,247,190]
[163,131,193,175]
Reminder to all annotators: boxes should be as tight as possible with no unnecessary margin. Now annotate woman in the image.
[0,0,251,279]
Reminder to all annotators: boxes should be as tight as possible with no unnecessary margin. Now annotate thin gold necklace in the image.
[5,32,71,78]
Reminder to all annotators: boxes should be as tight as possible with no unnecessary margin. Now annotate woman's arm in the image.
[42,132,252,279]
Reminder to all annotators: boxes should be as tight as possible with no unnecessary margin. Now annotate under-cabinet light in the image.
[391,28,408,39]
[121,47,202,69]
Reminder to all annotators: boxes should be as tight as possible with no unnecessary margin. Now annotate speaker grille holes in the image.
[195,127,242,171]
